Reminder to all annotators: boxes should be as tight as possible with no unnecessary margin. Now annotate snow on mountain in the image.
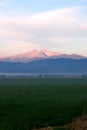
[0,49,86,63]
[0,55,5,59]
[9,49,61,59]
[1,49,61,62]
[42,49,61,57]
[11,50,47,58]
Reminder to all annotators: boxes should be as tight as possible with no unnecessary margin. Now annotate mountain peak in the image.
[0,55,5,59]
[0,49,86,63]
[10,49,61,59]
[42,49,61,57]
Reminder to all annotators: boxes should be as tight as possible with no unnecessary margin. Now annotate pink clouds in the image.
[0,6,87,56]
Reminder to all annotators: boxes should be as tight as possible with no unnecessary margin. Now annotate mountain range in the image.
[0,49,86,63]
[0,58,87,74]
[0,50,87,74]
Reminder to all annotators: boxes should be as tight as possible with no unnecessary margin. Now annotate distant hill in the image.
[0,58,87,74]
[0,49,86,63]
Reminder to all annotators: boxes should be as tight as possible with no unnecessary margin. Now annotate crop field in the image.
[0,78,87,130]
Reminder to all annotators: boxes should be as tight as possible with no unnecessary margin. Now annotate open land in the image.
[0,78,87,130]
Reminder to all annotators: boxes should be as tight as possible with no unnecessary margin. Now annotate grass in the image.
[0,78,87,130]
[69,114,87,130]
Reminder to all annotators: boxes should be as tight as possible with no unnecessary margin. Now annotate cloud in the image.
[0,40,37,56]
[0,6,87,55]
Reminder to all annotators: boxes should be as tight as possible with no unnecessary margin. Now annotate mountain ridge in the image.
[0,49,86,63]
[0,58,87,74]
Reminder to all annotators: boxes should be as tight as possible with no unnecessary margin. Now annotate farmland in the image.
[0,78,87,130]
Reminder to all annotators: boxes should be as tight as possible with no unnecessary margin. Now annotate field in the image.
[0,78,87,130]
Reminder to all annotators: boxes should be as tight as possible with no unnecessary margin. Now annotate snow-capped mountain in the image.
[0,49,61,62]
[0,49,86,63]
[0,55,5,59]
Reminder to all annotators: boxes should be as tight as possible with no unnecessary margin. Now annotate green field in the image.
[0,78,87,130]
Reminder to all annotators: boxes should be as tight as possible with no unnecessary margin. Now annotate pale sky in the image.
[0,0,87,56]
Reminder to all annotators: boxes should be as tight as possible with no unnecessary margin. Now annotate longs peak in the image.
[0,49,86,63]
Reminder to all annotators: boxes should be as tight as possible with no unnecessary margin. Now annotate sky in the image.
[0,0,87,57]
